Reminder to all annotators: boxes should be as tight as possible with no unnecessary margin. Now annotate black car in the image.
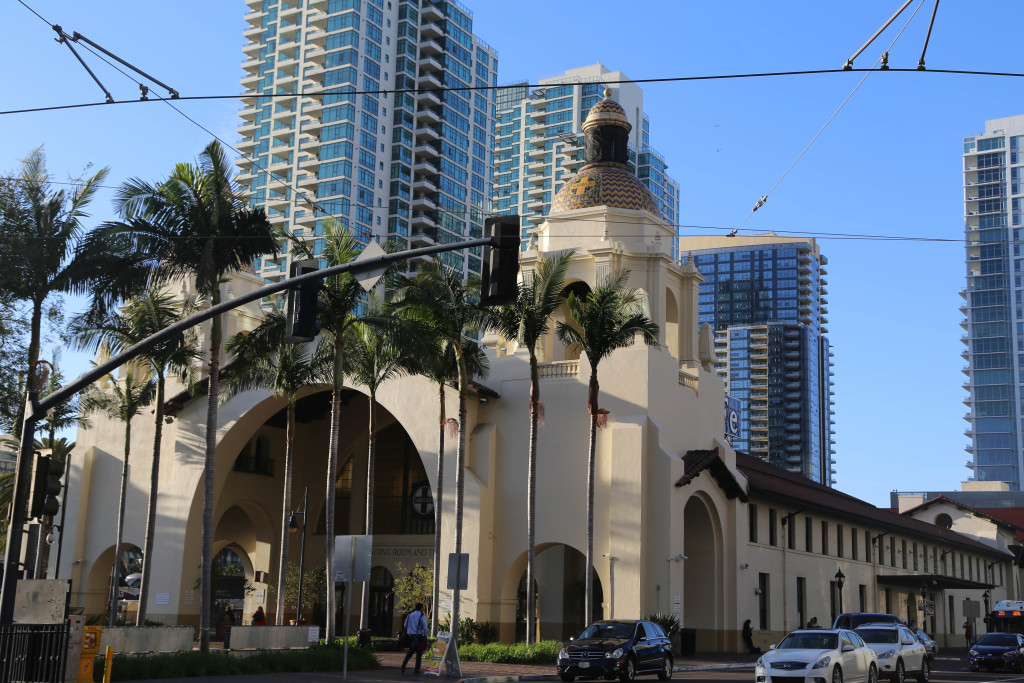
[969,632,1024,672]
[833,613,903,629]
[557,619,674,682]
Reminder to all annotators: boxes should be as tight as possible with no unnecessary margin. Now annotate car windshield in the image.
[577,623,635,640]
[857,629,898,644]
[977,634,1019,647]
[779,633,839,650]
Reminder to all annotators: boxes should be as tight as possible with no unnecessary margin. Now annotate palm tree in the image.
[391,261,491,648]
[555,270,658,623]
[80,369,157,626]
[412,338,488,638]
[94,140,278,650]
[71,289,199,624]
[223,308,327,625]
[342,291,421,631]
[491,250,573,643]
[0,147,116,385]
[287,220,365,641]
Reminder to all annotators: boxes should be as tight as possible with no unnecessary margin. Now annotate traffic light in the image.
[29,453,64,520]
[480,215,521,307]
[285,259,323,343]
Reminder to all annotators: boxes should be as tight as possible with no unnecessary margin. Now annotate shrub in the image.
[457,640,560,664]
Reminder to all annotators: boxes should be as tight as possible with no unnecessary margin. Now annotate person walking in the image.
[402,603,428,674]
[964,621,974,651]
[806,616,820,629]
[251,606,267,625]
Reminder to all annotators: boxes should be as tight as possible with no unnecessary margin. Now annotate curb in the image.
[459,662,755,683]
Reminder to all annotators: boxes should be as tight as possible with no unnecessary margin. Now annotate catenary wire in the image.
[732,0,926,231]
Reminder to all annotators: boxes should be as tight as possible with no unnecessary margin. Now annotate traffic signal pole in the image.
[0,235,506,625]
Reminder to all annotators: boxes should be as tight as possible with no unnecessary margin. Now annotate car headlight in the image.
[606,647,624,659]
[559,648,567,659]
[879,649,897,660]
[812,656,831,669]
[969,650,978,657]
[1005,652,1017,659]
[756,657,765,669]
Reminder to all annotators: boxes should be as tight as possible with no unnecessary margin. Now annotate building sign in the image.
[724,395,742,439]
[410,482,434,518]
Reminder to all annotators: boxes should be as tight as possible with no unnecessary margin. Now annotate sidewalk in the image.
[117,649,756,683]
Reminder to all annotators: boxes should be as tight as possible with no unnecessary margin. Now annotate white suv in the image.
[854,624,929,683]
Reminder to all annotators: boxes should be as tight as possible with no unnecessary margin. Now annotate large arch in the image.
[683,493,723,651]
[83,543,142,622]
[178,383,439,633]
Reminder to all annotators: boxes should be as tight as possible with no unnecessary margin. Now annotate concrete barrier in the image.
[99,626,195,653]
[228,625,312,650]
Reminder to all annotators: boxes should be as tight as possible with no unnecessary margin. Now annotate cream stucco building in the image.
[56,93,1017,652]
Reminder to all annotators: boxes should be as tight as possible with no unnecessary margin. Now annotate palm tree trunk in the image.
[137,373,165,625]
[200,307,223,653]
[451,357,469,649]
[325,335,345,642]
[584,372,599,625]
[275,397,296,625]
[109,422,131,627]
[359,394,377,631]
[26,299,43,380]
[430,381,445,638]
[527,354,540,644]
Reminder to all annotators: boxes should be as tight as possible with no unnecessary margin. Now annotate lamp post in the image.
[835,568,846,615]
[919,581,929,629]
[983,589,991,632]
[288,486,308,624]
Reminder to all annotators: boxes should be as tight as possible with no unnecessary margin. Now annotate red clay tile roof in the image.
[735,452,1008,558]
[676,448,748,502]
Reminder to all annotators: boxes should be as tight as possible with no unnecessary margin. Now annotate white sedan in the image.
[854,624,928,683]
[756,629,879,683]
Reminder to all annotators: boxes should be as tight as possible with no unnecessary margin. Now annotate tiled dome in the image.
[582,88,631,133]
[551,163,661,214]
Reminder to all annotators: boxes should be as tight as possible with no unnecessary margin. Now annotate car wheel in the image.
[893,659,905,683]
[619,657,636,683]
[657,656,673,681]
[831,665,843,683]
[561,676,575,683]
[1016,657,1024,675]
[969,667,978,673]
[868,664,879,683]
[917,657,929,683]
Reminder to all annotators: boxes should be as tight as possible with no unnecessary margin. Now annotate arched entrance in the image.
[505,544,604,642]
[683,495,721,649]
[84,544,142,623]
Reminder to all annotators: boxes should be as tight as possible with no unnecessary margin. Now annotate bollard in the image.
[102,645,114,683]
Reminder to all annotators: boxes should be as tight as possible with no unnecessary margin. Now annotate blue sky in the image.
[3,0,1023,507]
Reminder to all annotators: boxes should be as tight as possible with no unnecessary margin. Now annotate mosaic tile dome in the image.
[551,163,661,214]
[582,88,631,132]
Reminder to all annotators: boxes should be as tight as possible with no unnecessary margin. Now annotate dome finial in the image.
[603,87,612,98]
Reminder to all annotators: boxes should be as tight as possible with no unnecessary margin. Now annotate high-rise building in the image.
[237,0,498,281]
[492,64,680,251]
[961,115,1024,489]
[681,235,835,486]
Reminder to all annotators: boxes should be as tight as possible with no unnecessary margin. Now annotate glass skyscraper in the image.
[962,115,1024,489]
[682,236,835,486]
[492,64,680,251]
[237,0,498,281]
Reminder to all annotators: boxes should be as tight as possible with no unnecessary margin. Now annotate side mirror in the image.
[842,644,856,652]
[769,644,776,650]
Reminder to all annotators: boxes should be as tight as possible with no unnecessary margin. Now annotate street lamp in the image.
[835,568,846,615]
[288,486,308,625]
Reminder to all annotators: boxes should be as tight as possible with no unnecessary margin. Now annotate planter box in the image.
[99,626,195,654]
[227,625,312,650]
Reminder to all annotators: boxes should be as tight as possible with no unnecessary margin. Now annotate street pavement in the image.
[114,647,758,683]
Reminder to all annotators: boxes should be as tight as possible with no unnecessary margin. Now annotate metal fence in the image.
[0,623,69,683]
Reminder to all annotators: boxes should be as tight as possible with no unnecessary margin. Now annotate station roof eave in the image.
[877,573,994,591]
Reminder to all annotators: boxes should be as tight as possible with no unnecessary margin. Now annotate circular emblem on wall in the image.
[410,482,434,518]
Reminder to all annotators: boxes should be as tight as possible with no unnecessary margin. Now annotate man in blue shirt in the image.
[402,602,428,674]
